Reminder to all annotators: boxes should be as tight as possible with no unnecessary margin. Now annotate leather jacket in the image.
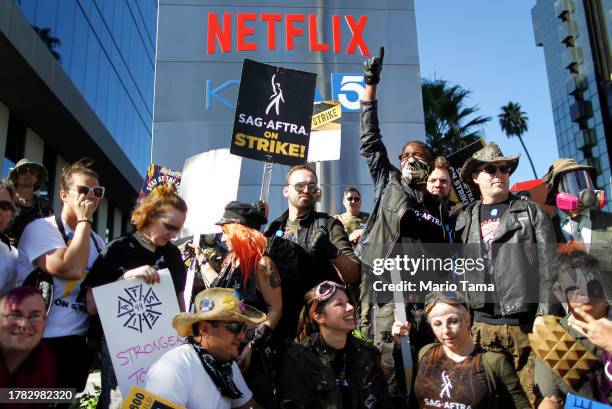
[356,100,450,270]
[279,333,391,409]
[454,195,556,316]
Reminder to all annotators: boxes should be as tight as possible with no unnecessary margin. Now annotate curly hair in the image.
[131,182,187,230]
[60,158,99,190]
[222,223,266,286]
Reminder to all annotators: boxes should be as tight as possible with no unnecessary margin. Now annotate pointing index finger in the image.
[379,46,384,63]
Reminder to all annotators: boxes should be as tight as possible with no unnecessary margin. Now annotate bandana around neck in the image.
[188,338,243,399]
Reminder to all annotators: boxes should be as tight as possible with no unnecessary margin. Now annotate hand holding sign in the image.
[363,46,384,85]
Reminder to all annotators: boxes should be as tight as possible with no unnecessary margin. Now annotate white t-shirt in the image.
[0,239,18,296]
[17,216,105,338]
[144,344,252,409]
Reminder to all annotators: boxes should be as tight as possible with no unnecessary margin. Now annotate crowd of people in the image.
[0,52,610,409]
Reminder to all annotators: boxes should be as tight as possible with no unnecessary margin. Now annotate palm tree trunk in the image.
[517,135,538,179]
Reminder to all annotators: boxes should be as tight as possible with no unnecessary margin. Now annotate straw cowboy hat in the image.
[173,288,267,337]
[460,142,520,186]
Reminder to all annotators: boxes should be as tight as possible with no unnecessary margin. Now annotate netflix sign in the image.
[206,12,371,55]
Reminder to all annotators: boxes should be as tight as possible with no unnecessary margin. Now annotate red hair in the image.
[1,286,45,312]
[222,223,267,285]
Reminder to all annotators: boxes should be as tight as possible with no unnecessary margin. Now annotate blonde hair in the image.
[131,183,187,230]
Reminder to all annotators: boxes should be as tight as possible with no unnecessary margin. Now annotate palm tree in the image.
[498,102,537,179]
[32,26,61,62]
[422,79,490,156]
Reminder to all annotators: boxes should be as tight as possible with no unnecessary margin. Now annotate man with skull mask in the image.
[356,48,451,404]
[543,158,612,293]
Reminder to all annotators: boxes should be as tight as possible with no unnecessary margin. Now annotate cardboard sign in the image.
[93,269,184,396]
[446,139,486,205]
[178,149,242,237]
[121,386,186,409]
[307,100,342,162]
[138,164,182,201]
[230,59,317,166]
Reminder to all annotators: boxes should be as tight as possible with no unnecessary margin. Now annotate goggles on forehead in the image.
[554,267,608,303]
[308,281,346,321]
[424,291,469,314]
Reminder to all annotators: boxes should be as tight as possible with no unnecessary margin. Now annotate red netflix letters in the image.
[206,12,370,56]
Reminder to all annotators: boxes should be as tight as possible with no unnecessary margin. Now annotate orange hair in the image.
[556,241,586,255]
[222,223,267,285]
[131,183,187,230]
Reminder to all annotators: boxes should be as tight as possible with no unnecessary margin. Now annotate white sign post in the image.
[92,269,182,396]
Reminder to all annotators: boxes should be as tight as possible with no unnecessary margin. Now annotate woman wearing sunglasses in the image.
[0,180,18,296]
[279,281,390,409]
[408,292,529,409]
[84,182,188,409]
[535,246,611,408]
[212,201,282,409]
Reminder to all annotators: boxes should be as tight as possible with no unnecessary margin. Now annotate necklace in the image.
[134,231,156,251]
[16,194,33,207]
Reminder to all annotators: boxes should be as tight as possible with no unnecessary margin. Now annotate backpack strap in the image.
[54,213,102,255]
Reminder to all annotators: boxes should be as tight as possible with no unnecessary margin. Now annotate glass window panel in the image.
[69,7,89,92]
[17,0,37,24]
[83,36,100,109]
[55,1,76,72]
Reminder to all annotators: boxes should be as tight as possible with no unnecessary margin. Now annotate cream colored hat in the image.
[172,288,266,337]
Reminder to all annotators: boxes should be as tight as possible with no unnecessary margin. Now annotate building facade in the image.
[0,0,156,239]
[153,0,425,220]
[532,0,612,210]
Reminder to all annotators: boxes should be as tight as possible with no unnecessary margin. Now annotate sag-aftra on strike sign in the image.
[230,59,317,166]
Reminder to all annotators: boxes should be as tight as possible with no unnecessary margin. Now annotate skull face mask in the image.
[401,156,431,186]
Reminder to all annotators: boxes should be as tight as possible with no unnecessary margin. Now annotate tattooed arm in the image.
[255,255,282,330]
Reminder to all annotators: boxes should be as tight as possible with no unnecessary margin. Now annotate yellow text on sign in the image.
[234,131,305,158]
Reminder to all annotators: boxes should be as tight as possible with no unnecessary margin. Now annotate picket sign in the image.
[93,269,183,396]
[178,149,242,238]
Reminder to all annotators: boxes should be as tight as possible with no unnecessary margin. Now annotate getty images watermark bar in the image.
[0,388,76,403]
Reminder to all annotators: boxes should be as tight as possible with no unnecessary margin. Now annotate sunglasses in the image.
[288,182,319,193]
[18,166,38,175]
[345,196,360,202]
[215,321,247,334]
[480,164,511,175]
[0,200,16,213]
[71,185,105,198]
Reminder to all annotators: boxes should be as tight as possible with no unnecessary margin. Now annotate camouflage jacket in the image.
[279,333,391,409]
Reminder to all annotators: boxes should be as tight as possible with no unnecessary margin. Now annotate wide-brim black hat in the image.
[8,158,48,190]
[216,201,267,230]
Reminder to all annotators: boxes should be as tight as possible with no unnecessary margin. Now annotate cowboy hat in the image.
[172,288,266,337]
[8,159,48,190]
[460,143,520,186]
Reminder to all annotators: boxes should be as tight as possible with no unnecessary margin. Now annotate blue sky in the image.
[415,0,558,184]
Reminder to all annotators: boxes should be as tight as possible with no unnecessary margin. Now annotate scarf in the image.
[188,338,243,399]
